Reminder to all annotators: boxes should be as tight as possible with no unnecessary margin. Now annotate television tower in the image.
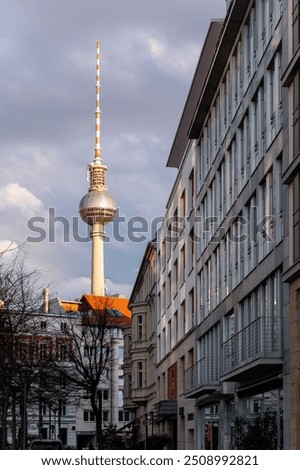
[79,42,117,296]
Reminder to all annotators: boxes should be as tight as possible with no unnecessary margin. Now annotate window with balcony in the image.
[222,271,282,375]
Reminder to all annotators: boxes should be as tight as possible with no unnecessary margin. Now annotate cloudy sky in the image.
[0,0,226,300]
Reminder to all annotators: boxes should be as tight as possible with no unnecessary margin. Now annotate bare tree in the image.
[53,297,123,449]
[0,247,45,448]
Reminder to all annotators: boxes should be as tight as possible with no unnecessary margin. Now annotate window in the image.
[224,311,235,342]
[168,319,172,351]
[84,346,96,357]
[161,240,166,271]
[41,400,47,416]
[293,172,300,262]
[188,227,195,272]
[39,342,48,360]
[60,373,67,389]
[258,171,274,261]
[83,410,95,422]
[293,72,300,159]
[173,259,178,298]
[161,282,166,313]
[103,390,109,401]
[250,84,264,171]
[180,244,185,285]
[137,315,143,341]
[119,410,124,422]
[274,157,283,243]
[18,341,29,360]
[181,300,186,337]
[137,362,143,388]
[180,190,186,218]
[40,321,47,330]
[188,169,195,213]
[189,288,195,328]
[118,389,123,406]
[167,271,171,307]
[60,399,66,416]
[61,322,68,332]
[292,0,300,52]
[162,328,166,357]
[118,346,124,360]
[58,343,68,361]
[174,310,178,343]
[103,410,109,422]
[266,51,282,147]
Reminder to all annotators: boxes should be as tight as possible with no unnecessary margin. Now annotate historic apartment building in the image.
[2,292,132,449]
[123,242,157,447]
[124,0,300,449]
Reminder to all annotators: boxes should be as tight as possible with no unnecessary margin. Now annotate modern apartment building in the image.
[281,0,300,451]
[125,0,300,449]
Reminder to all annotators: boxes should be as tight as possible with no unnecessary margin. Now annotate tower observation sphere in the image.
[79,161,117,226]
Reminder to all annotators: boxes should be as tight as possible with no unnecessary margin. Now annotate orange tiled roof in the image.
[60,295,131,325]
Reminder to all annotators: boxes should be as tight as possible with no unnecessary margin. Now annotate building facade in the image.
[49,294,132,449]
[124,0,300,449]
[281,0,300,451]
[123,242,157,447]
[2,293,131,449]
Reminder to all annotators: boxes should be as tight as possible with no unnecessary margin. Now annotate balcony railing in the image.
[222,316,282,377]
[184,356,220,397]
[153,400,177,422]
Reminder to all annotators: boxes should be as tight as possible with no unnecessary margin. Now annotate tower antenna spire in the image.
[94,41,102,163]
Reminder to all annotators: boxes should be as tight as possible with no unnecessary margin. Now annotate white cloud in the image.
[0,183,43,217]
[53,275,91,300]
[138,32,199,78]
[145,36,166,58]
[106,278,132,298]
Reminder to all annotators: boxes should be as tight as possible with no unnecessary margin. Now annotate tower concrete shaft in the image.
[91,222,105,296]
[79,42,117,296]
